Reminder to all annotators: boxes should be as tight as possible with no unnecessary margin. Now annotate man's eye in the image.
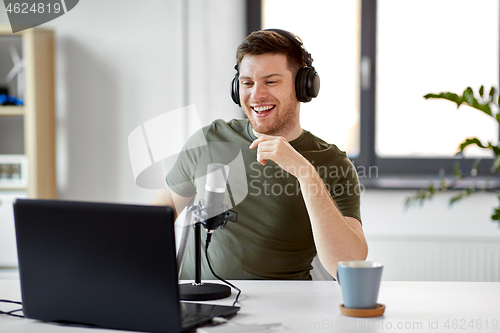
[267,81,277,85]
[241,81,253,86]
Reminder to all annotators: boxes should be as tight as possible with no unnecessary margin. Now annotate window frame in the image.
[247,0,500,189]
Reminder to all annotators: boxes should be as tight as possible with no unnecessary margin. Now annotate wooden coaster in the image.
[339,304,385,317]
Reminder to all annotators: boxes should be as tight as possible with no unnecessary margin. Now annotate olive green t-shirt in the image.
[167,119,361,280]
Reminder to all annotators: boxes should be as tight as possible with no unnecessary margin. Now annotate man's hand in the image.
[249,135,312,179]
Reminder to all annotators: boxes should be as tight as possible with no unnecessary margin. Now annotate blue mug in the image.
[337,261,384,309]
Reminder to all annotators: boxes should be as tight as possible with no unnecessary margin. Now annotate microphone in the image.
[180,163,238,302]
[189,163,237,232]
[203,163,230,224]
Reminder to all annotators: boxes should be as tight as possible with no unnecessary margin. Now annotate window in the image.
[252,0,500,187]
[262,0,361,156]
[377,0,499,158]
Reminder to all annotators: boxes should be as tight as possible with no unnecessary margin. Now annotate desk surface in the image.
[0,279,499,332]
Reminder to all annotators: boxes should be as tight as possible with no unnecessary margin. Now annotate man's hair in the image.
[236,30,306,74]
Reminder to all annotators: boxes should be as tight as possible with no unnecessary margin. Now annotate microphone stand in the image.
[179,200,237,301]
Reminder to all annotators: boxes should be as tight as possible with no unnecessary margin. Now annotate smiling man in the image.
[152,29,367,280]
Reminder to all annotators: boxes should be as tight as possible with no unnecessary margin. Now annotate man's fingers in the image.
[249,136,264,149]
[249,135,276,149]
[250,135,288,166]
[256,151,270,166]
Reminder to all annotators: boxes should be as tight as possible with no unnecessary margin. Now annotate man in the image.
[151,29,367,280]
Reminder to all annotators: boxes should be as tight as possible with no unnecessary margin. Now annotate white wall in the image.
[362,190,500,238]
[362,190,500,281]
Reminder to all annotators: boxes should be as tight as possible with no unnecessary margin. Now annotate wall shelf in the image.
[0,106,25,116]
[0,25,56,199]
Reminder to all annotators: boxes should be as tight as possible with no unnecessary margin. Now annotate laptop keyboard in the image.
[181,310,213,329]
[179,301,239,331]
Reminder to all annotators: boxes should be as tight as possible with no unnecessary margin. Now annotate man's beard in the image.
[244,99,300,138]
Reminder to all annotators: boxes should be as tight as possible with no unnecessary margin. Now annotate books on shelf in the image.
[0,154,28,190]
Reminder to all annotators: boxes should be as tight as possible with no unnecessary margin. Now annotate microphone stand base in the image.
[179,282,231,301]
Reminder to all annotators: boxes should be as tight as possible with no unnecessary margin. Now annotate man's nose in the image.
[251,83,269,101]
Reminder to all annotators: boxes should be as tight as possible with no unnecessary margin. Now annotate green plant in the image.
[405,86,500,225]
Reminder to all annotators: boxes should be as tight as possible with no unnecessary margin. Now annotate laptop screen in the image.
[14,199,183,333]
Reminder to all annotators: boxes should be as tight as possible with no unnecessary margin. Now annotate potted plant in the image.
[406,86,500,225]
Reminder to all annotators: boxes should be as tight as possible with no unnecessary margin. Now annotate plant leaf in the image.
[459,138,486,152]
[491,197,500,223]
[470,158,481,176]
[449,185,476,207]
[424,87,493,117]
[491,155,500,172]
[449,193,464,206]
[458,138,500,156]
[489,87,496,102]
[424,92,463,107]
[453,162,462,181]
[492,208,500,221]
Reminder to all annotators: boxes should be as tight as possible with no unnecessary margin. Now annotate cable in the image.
[204,235,241,307]
[0,300,21,305]
[0,299,24,318]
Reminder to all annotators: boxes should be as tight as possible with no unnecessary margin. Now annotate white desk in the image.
[0,279,499,332]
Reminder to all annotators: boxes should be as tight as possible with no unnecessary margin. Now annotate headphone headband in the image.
[263,28,313,68]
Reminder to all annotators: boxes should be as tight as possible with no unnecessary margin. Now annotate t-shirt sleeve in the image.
[327,154,362,224]
[166,128,207,197]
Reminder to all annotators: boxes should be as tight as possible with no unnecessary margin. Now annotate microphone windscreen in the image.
[205,163,229,193]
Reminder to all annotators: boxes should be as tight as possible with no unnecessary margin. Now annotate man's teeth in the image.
[253,106,274,112]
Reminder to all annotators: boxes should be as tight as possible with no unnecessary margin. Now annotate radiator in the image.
[365,235,500,281]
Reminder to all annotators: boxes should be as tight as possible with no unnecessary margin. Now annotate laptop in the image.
[13,199,239,333]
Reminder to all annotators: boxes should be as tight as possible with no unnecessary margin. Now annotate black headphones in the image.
[231,29,320,106]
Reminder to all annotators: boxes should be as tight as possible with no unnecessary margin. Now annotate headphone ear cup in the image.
[295,67,307,102]
[295,67,320,103]
[307,70,320,99]
[231,74,240,106]
[295,67,311,102]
